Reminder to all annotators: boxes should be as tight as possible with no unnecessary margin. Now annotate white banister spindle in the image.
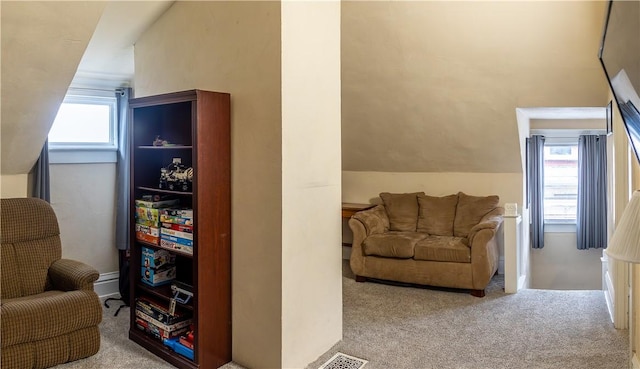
[504,215,523,293]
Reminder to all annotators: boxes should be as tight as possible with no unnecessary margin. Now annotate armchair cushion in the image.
[49,259,99,292]
[380,192,424,232]
[453,192,500,237]
[1,239,60,300]
[1,290,102,348]
[417,194,458,236]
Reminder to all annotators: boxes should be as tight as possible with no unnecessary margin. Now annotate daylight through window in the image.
[543,143,578,223]
[48,95,117,148]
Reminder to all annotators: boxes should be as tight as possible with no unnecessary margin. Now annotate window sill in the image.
[49,148,117,164]
[544,222,576,233]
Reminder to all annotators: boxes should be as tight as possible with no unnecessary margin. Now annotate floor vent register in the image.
[318,352,368,369]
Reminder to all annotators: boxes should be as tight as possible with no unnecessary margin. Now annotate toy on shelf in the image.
[164,336,194,360]
[159,158,194,192]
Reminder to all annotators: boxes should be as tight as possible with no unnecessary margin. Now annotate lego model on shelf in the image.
[159,158,193,192]
[128,89,230,369]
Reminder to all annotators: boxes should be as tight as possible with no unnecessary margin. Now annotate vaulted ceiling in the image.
[1,1,610,176]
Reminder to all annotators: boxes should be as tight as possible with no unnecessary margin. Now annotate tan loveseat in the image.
[1,198,102,369]
[348,192,503,297]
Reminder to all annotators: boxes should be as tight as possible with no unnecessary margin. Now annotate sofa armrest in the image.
[350,205,389,236]
[468,208,504,245]
[348,205,388,277]
[468,208,504,290]
[49,259,99,292]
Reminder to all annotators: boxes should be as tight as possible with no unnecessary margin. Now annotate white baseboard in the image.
[498,257,505,275]
[94,271,120,298]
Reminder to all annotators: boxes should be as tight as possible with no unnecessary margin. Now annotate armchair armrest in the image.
[49,259,99,292]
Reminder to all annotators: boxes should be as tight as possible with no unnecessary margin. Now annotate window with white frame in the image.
[543,141,578,223]
[48,92,118,163]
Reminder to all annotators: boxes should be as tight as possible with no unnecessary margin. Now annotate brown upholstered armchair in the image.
[1,198,102,369]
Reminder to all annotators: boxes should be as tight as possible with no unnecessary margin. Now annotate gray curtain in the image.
[576,134,607,250]
[115,88,132,250]
[529,135,545,249]
[32,139,50,202]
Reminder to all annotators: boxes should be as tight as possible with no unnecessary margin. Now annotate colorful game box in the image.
[141,264,176,286]
[160,239,193,254]
[161,222,193,233]
[160,208,193,219]
[136,224,160,245]
[163,336,194,360]
[135,296,192,325]
[135,317,190,341]
[160,214,193,226]
[141,246,175,269]
[136,206,161,227]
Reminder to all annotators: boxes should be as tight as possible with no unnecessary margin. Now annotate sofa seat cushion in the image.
[1,290,102,347]
[363,232,428,259]
[414,236,471,263]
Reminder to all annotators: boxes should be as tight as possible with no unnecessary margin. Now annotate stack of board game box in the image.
[160,208,193,254]
[135,296,192,342]
[135,197,180,245]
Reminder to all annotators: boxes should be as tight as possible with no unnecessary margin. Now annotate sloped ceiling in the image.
[1,1,611,176]
[342,1,610,173]
[1,1,106,174]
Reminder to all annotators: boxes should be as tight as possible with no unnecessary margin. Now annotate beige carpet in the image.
[306,262,629,369]
[54,261,628,369]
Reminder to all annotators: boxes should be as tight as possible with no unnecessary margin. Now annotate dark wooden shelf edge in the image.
[136,282,194,311]
[137,145,193,149]
[137,186,193,196]
[129,329,197,369]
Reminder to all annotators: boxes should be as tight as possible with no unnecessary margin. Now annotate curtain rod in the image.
[67,86,129,96]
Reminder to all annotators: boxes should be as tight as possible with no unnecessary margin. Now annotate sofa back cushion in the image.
[453,192,500,237]
[1,198,62,299]
[380,192,424,232]
[417,194,458,236]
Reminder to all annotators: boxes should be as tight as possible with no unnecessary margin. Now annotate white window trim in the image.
[534,128,607,233]
[544,222,577,233]
[48,90,119,164]
[49,148,117,164]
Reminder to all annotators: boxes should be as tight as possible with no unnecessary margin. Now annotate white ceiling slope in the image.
[342,1,610,173]
[0,1,174,175]
[1,1,106,175]
[1,1,610,177]
[73,1,174,88]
